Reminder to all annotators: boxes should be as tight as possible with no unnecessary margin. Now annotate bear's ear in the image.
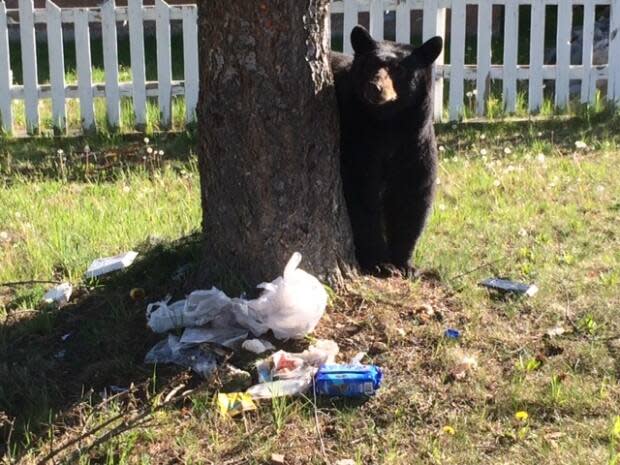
[416,36,443,65]
[351,26,376,55]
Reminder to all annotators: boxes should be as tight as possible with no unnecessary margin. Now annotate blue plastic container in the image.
[314,364,383,397]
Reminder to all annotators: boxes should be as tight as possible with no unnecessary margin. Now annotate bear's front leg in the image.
[384,180,434,276]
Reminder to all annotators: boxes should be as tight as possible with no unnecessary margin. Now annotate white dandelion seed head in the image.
[536,153,546,163]
[480,148,488,156]
[147,147,154,154]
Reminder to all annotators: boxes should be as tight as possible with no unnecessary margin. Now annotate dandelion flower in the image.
[147,147,154,154]
[442,426,456,435]
[480,148,488,156]
[575,140,588,150]
[515,411,529,422]
[144,137,150,145]
[480,134,486,140]
[504,147,512,155]
[536,153,546,163]
[159,150,165,156]
[438,145,445,152]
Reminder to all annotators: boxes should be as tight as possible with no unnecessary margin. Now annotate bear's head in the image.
[349,26,443,118]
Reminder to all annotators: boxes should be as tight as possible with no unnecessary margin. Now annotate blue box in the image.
[314,364,382,397]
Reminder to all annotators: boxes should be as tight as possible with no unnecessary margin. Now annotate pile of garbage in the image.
[143,252,382,412]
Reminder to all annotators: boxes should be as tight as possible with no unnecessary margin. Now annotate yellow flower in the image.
[515,411,529,422]
[442,425,456,435]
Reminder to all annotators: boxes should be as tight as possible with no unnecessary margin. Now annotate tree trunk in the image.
[197,0,355,289]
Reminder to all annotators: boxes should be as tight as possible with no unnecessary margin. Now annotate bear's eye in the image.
[390,65,406,78]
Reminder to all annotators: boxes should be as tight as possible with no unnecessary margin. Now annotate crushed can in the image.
[314,364,382,398]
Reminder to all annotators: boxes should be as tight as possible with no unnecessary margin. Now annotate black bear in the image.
[331,26,443,277]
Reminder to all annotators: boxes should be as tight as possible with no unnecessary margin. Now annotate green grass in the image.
[1,114,620,463]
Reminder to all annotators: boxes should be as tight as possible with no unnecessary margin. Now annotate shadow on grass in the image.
[0,233,208,457]
[435,108,620,152]
[0,130,196,183]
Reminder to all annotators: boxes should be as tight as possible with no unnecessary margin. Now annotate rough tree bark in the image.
[197,1,355,288]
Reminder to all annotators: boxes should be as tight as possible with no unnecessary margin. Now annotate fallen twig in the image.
[449,257,507,281]
[0,279,63,288]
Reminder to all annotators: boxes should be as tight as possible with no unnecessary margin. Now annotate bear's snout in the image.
[364,68,398,105]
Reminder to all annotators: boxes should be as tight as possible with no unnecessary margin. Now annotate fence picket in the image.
[396,0,410,44]
[0,2,12,133]
[343,0,357,54]
[449,0,466,121]
[369,0,384,40]
[102,0,120,128]
[503,0,518,113]
[18,0,39,133]
[580,2,595,103]
[75,9,94,131]
[610,0,620,102]
[476,1,492,116]
[156,0,172,128]
[528,1,545,112]
[423,0,444,121]
[46,0,66,133]
[182,6,199,122]
[128,0,147,128]
[555,1,572,108]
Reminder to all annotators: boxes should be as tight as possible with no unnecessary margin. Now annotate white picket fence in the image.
[0,0,198,134]
[1,0,620,135]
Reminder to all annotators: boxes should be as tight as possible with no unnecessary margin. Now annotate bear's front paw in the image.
[370,263,414,279]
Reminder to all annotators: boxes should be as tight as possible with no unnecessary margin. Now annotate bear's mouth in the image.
[364,92,398,105]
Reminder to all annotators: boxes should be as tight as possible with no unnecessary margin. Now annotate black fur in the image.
[331,26,443,276]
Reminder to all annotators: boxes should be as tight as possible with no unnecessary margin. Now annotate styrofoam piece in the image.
[84,251,138,279]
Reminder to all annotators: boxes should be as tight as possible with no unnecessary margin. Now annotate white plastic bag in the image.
[145,253,327,340]
[234,252,328,339]
[146,287,235,333]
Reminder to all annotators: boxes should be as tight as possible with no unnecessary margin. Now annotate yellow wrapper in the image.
[217,392,257,417]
